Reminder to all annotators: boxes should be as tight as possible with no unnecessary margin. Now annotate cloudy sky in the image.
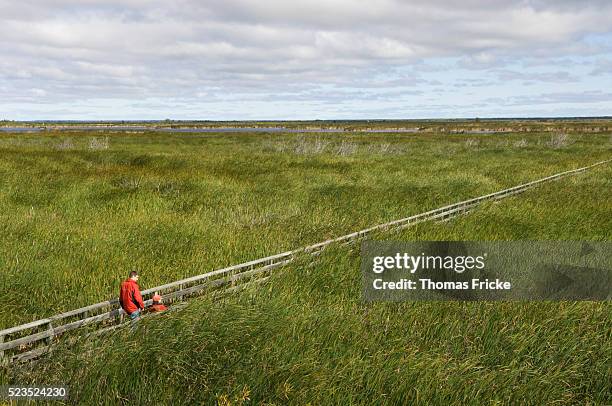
[1,0,611,120]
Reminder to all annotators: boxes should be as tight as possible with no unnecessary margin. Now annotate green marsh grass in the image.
[3,165,610,404]
[0,130,610,329]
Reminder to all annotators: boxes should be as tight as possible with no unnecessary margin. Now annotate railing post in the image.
[0,334,5,365]
[45,322,54,346]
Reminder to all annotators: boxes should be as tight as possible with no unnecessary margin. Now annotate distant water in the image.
[0,126,505,134]
[0,127,43,132]
[0,126,408,133]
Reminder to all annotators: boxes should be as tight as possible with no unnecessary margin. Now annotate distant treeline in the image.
[2,118,612,133]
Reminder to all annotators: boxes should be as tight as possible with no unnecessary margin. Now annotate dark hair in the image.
[129,271,138,278]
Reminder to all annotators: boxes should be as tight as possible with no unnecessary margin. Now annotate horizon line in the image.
[2,116,612,123]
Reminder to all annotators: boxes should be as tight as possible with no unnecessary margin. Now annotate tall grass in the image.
[0,130,610,329]
[3,166,610,404]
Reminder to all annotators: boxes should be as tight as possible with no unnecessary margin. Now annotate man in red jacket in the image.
[119,271,145,323]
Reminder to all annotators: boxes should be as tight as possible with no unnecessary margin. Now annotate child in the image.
[149,293,168,312]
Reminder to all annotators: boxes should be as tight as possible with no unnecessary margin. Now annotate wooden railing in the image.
[1,158,609,364]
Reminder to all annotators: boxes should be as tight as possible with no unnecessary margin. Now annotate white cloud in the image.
[0,0,611,118]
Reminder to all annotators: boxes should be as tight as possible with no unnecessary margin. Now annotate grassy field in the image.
[0,129,610,329]
[3,163,610,405]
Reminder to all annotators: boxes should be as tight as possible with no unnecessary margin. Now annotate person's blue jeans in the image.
[129,310,141,331]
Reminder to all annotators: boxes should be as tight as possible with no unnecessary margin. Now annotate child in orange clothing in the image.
[149,293,168,312]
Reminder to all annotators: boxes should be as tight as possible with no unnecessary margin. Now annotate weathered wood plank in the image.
[10,346,51,363]
[0,319,53,336]
[140,250,294,295]
[0,328,55,352]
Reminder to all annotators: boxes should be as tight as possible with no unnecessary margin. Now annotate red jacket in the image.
[149,303,167,312]
[119,279,144,315]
